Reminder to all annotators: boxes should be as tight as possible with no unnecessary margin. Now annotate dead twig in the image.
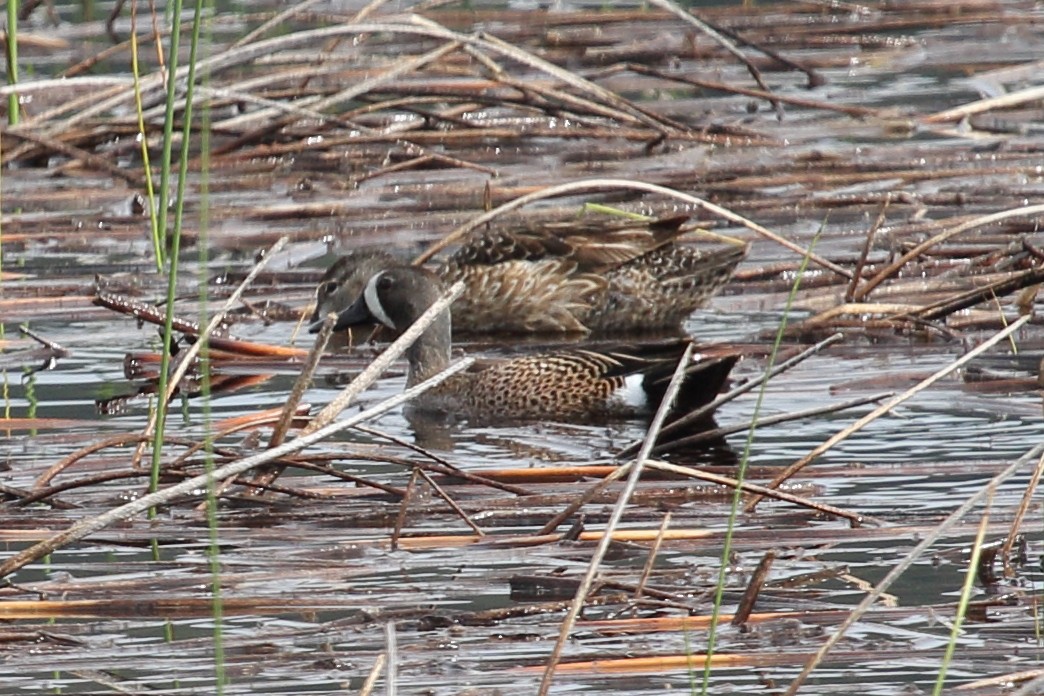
[999,448,1044,577]
[242,312,337,494]
[0,353,475,580]
[391,468,423,551]
[857,204,1044,300]
[418,469,485,537]
[909,264,1044,321]
[645,0,784,114]
[645,459,875,527]
[634,512,671,600]
[847,197,890,302]
[732,552,775,627]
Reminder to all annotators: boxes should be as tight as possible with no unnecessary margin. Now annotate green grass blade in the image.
[700,226,823,694]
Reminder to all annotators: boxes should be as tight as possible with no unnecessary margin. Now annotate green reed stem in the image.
[932,506,990,696]
[699,227,822,695]
[149,0,204,497]
[130,0,162,272]
[5,0,19,125]
[155,0,187,265]
[580,202,651,221]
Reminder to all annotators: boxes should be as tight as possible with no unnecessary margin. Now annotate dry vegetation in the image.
[1,0,1044,693]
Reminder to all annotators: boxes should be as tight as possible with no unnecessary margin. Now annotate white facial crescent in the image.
[364,272,396,329]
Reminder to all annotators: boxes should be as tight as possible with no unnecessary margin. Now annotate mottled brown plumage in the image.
[311,216,747,335]
[321,266,738,425]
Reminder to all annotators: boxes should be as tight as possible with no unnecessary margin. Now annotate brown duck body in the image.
[311,216,747,335]
[321,266,738,425]
[416,344,737,423]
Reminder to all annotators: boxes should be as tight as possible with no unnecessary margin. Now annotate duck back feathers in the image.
[311,216,746,335]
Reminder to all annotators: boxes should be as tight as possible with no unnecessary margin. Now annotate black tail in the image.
[642,352,738,420]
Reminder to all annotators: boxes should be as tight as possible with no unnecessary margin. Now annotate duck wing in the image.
[449,215,690,271]
[586,242,748,333]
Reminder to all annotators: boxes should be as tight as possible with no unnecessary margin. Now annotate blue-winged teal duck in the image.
[311,216,747,335]
[316,266,738,424]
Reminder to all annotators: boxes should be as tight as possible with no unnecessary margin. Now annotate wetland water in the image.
[2,0,1044,693]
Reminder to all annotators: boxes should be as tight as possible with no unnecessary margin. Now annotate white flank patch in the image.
[365,272,396,329]
[615,373,647,410]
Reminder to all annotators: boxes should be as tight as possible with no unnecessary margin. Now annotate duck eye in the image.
[319,280,338,297]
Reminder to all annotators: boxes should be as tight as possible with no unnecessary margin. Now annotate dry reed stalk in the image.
[385,621,398,696]
[846,197,890,302]
[999,448,1044,576]
[220,40,464,133]
[20,471,162,508]
[231,0,328,48]
[618,62,879,118]
[472,31,681,133]
[780,441,1044,696]
[413,178,850,279]
[922,84,1044,124]
[264,459,405,498]
[537,344,694,696]
[731,551,774,627]
[167,411,307,473]
[646,0,780,106]
[92,291,212,337]
[536,466,628,536]
[0,417,89,430]
[272,314,334,449]
[911,265,1044,321]
[349,426,534,496]
[358,653,386,696]
[644,460,874,526]
[133,236,289,467]
[585,607,889,633]
[532,652,811,673]
[1001,669,1044,696]
[33,22,460,136]
[417,469,485,536]
[210,406,311,438]
[391,468,422,551]
[2,128,145,185]
[0,596,364,619]
[32,434,193,489]
[795,302,924,329]
[0,354,475,579]
[353,424,464,474]
[235,312,337,495]
[957,669,1044,693]
[858,203,1044,299]
[356,153,497,183]
[746,314,1031,511]
[634,511,671,600]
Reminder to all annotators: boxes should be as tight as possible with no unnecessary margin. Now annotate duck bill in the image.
[309,294,375,333]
